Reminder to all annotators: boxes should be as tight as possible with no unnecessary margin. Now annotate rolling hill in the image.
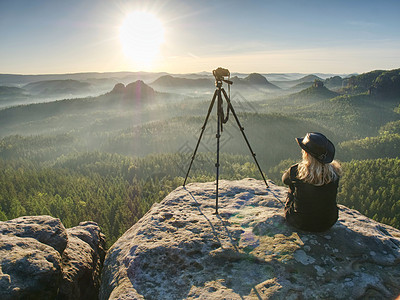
[0,71,167,86]
[0,80,165,138]
[23,79,92,96]
[0,86,30,107]
[0,86,28,97]
[292,83,339,100]
[324,75,344,90]
[342,68,400,99]
[271,74,322,89]
[231,73,280,91]
[150,75,213,89]
[264,81,339,108]
[0,86,35,108]
[107,81,156,100]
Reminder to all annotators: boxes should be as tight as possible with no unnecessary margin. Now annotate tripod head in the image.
[213,67,233,86]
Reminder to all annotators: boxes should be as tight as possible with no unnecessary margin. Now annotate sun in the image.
[119,11,164,69]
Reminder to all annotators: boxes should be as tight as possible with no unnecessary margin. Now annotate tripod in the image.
[183,77,269,214]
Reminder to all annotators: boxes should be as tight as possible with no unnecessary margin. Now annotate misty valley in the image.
[0,69,399,246]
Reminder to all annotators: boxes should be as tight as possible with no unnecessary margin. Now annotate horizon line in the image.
[0,70,362,76]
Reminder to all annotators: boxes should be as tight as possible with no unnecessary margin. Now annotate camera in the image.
[213,67,230,81]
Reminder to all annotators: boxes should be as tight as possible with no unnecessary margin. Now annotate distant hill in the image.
[342,70,384,94]
[369,69,400,99]
[324,76,344,90]
[343,68,400,99]
[0,80,160,135]
[293,93,399,140]
[289,81,314,92]
[0,71,167,86]
[271,74,322,89]
[0,79,113,108]
[284,82,339,103]
[108,80,156,100]
[297,74,322,83]
[150,75,213,89]
[0,86,29,98]
[244,73,280,89]
[0,86,31,108]
[231,73,280,90]
[264,73,305,81]
[23,79,92,96]
[260,89,398,141]
[288,76,345,92]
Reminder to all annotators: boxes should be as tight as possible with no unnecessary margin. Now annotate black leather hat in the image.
[296,132,335,163]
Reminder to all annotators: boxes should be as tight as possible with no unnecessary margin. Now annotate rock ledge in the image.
[101,179,400,299]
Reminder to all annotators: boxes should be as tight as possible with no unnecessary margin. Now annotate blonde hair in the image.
[297,150,342,186]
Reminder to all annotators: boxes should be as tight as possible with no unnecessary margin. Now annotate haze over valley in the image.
[1,68,399,246]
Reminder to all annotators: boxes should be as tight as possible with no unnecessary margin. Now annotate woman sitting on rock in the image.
[282,132,342,232]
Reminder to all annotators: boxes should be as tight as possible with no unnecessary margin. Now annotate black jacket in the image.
[282,164,339,232]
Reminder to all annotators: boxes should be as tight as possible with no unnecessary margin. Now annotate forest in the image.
[0,68,399,247]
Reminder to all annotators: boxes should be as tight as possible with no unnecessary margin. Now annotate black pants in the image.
[284,194,338,232]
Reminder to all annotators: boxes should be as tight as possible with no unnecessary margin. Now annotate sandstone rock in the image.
[100,179,400,300]
[0,216,106,300]
[110,81,155,99]
[0,235,62,299]
[111,83,126,94]
[58,221,106,300]
[0,215,68,254]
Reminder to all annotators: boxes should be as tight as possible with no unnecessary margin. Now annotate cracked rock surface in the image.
[0,216,106,300]
[100,179,400,299]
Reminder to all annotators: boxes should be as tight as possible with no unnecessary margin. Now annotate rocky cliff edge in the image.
[100,178,400,299]
[0,216,106,300]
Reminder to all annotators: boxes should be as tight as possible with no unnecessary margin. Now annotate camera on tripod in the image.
[213,67,233,85]
[213,67,230,80]
[183,67,271,214]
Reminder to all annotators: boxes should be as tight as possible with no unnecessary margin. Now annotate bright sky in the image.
[1,0,400,75]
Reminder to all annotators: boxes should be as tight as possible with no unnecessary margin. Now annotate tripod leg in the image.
[215,89,222,214]
[221,88,269,188]
[183,90,218,186]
